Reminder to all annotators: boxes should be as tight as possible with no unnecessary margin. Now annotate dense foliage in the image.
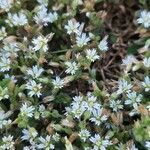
[0,0,149,149]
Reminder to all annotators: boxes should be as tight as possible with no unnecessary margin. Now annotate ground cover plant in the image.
[0,0,149,149]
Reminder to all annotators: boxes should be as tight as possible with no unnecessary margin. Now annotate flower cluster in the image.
[0,0,149,149]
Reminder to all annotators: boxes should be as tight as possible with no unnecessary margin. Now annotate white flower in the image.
[65,61,78,75]
[142,76,150,92]
[125,91,142,109]
[0,55,11,72]
[64,19,80,35]
[137,10,150,28]
[6,12,28,27]
[0,86,9,101]
[76,33,90,47]
[98,36,108,51]
[143,57,150,68]
[117,79,132,94]
[38,105,46,118]
[21,127,38,142]
[72,95,83,103]
[90,108,107,126]
[86,49,100,62]
[23,146,30,150]
[145,141,150,149]
[37,135,54,150]
[20,103,35,118]
[83,93,101,113]
[0,135,14,150]
[122,55,137,73]
[0,27,7,40]
[66,102,86,119]
[90,134,111,150]
[79,129,91,142]
[128,144,138,150]
[37,0,48,6]
[27,65,44,79]
[52,76,64,89]
[147,105,150,111]
[26,80,42,97]
[4,74,17,83]
[34,5,58,26]
[122,55,136,66]
[32,35,48,52]
[65,95,86,119]
[2,42,20,58]
[109,100,123,112]
[0,110,12,129]
[23,140,37,150]
[0,0,13,12]
[129,108,139,116]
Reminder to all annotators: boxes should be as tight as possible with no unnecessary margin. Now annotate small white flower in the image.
[4,74,17,83]
[38,105,46,118]
[52,76,64,89]
[117,79,132,94]
[86,49,100,62]
[38,135,55,150]
[34,5,58,26]
[79,129,91,142]
[66,95,86,119]
[143,57,150,68]
[0,86,9,101]
[32,35,48,52]
[122,55,137,73]
[129,144,138,150]
[129,108,139,116]
[23,146,30,150]
[37,0,48,6]
[0,0,13,12]
[65,61,78,75]
[145,141,150,149]
[125,91,142,109]
[137,10,150,28]
[83,93,101,113]
[21,127,38,142]
[2,42,20,58]
[27,65,44,79]
[147,105,150,111]
[98,36,108,52]
[122,55,136,66]
[142,76,150,92]
[20,103,35,118]
[90,134,111,150]
[72,95,83,103]
[109,100,123,112]
[0,27,7,41]
[23,140,37,150]
[26,80,42,97]
[0,135,14,150]
[67,102,86,119]
[90,108,107,126]
[0,55,11,72]
[0,110,12,129]
[6,12,28,27]
[76,33,90,47]
[64,19,80,35]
